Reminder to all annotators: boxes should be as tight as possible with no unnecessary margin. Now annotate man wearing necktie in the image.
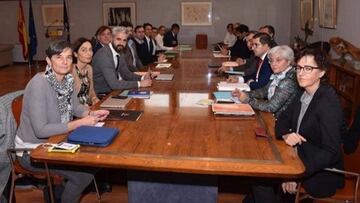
[92,26,152,95]
[227,33,274,90]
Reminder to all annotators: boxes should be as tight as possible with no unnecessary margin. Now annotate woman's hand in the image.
[217,65,230,73]
[231,88,247,102]
[282,133,307,146]
[90,109,109,121]
[157,54,166,63]
[281,182,298,194]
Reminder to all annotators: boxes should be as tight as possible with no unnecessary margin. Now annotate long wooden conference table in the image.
[31,48,305,202]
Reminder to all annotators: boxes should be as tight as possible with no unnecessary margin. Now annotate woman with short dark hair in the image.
[15,40,109,203]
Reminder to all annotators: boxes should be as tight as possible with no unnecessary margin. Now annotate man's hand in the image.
[140,79,152,87]
[282,133,307,147]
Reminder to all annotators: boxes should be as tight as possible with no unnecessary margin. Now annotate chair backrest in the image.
[11,95,23,127]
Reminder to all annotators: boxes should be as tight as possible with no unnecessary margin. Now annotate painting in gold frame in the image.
[319,0,337,29]
[300,0,314,29]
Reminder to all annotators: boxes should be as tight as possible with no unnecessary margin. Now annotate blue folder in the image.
[68,126,119,147]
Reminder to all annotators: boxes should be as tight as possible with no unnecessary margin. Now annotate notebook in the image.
[100,97,131,109]
[155,74,174,81]
[155,63,172,68]
[212,103,255,116]
[222,61,239,67]
[107,110,143,121]
[68,126,119,147]
[217,82,250,92]
[128,90,150,99]
[213,91,233,103]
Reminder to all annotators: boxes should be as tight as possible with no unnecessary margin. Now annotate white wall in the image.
[290,0,360,49]
[0,0,292,60]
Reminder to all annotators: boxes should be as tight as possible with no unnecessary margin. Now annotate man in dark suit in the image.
[225,33,275,90]
[163,23,180,47]
[133,24,163,66]
[220,24,251,59]
[92,26,152,94]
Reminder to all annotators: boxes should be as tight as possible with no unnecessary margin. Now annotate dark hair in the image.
[143,23,153,29]
[226,23,233,29]
[235,24,249,34]
[158,25,166,30]
[94,26,112,37]
[152,27,157,30]
[171,23,180,30]
[246,30,258,37]
[295,48,329,71]
[260,25,275,37]
[45,40,72,58]
[306,41,331,54]
[253,32,276,48]
[119,21,133,28]
[72,37,92,63]
[134,25,143,32]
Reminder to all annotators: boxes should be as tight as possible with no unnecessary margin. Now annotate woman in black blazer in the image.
[275,48,344,199]
[243,48,344,203]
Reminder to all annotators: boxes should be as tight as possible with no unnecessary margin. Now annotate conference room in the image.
[0,0,360,203]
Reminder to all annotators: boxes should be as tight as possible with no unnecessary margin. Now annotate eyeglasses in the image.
[294,65,321,73]
[268,58,285,64]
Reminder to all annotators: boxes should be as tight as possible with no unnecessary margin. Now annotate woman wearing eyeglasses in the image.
[243,48,344,203]
[232,45,299,118]
[72,37,99,106]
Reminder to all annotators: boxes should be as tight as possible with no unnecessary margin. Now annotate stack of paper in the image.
[213,53,230,58]
[222,61,239,67]
[179,45,192,51]
[217,82,250,92]
[134,71,160,76]
[212,103,255,116]
[155,63,172,69]
[155,74,174,81]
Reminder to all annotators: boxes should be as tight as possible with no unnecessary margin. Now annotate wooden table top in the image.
[31,48,305,178]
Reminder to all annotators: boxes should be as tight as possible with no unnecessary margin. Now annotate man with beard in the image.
[92,26,152,94]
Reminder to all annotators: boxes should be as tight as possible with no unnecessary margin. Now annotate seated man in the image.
[227,33,276,90]
[163,23,180,47]
[220,24,251,60]
[92,26,152,94]
[223,23,236,47]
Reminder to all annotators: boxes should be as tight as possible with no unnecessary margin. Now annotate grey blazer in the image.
[0,90,24,197]
[244,68,299,118]
[92,45,141,93]
[124,40,144,72]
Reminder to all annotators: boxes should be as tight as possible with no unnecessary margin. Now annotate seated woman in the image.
[244,48,345,203]
[92,26,112,54]
[15,40,109,203]
[232,45,298,118]
[72,37,99,106]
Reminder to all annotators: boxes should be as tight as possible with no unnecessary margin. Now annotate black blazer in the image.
[134,38,156,66]
[343,106,360,154]
[276,83,344,198]
[163,31,178,47]
[229,37,251,59]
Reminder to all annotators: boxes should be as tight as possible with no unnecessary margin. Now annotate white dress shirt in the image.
[155,34,173,51]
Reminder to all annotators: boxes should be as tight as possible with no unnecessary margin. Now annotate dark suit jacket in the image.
[233,53,257,76]
[92,41,104,55]
[276,83,344,198]
[243,56,273,90]
[163,31,178,47]
[229,37,251,59]
[92,45,141,93]
[134,38,156,66]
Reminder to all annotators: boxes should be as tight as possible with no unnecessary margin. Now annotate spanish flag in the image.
[18,0,28,59]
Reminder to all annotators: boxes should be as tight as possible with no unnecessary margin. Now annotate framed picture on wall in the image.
[103,3,136,27]
[41,4,63,26]
[319,0,337,29]
[300,0,314,29]
[181,2,212,26]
